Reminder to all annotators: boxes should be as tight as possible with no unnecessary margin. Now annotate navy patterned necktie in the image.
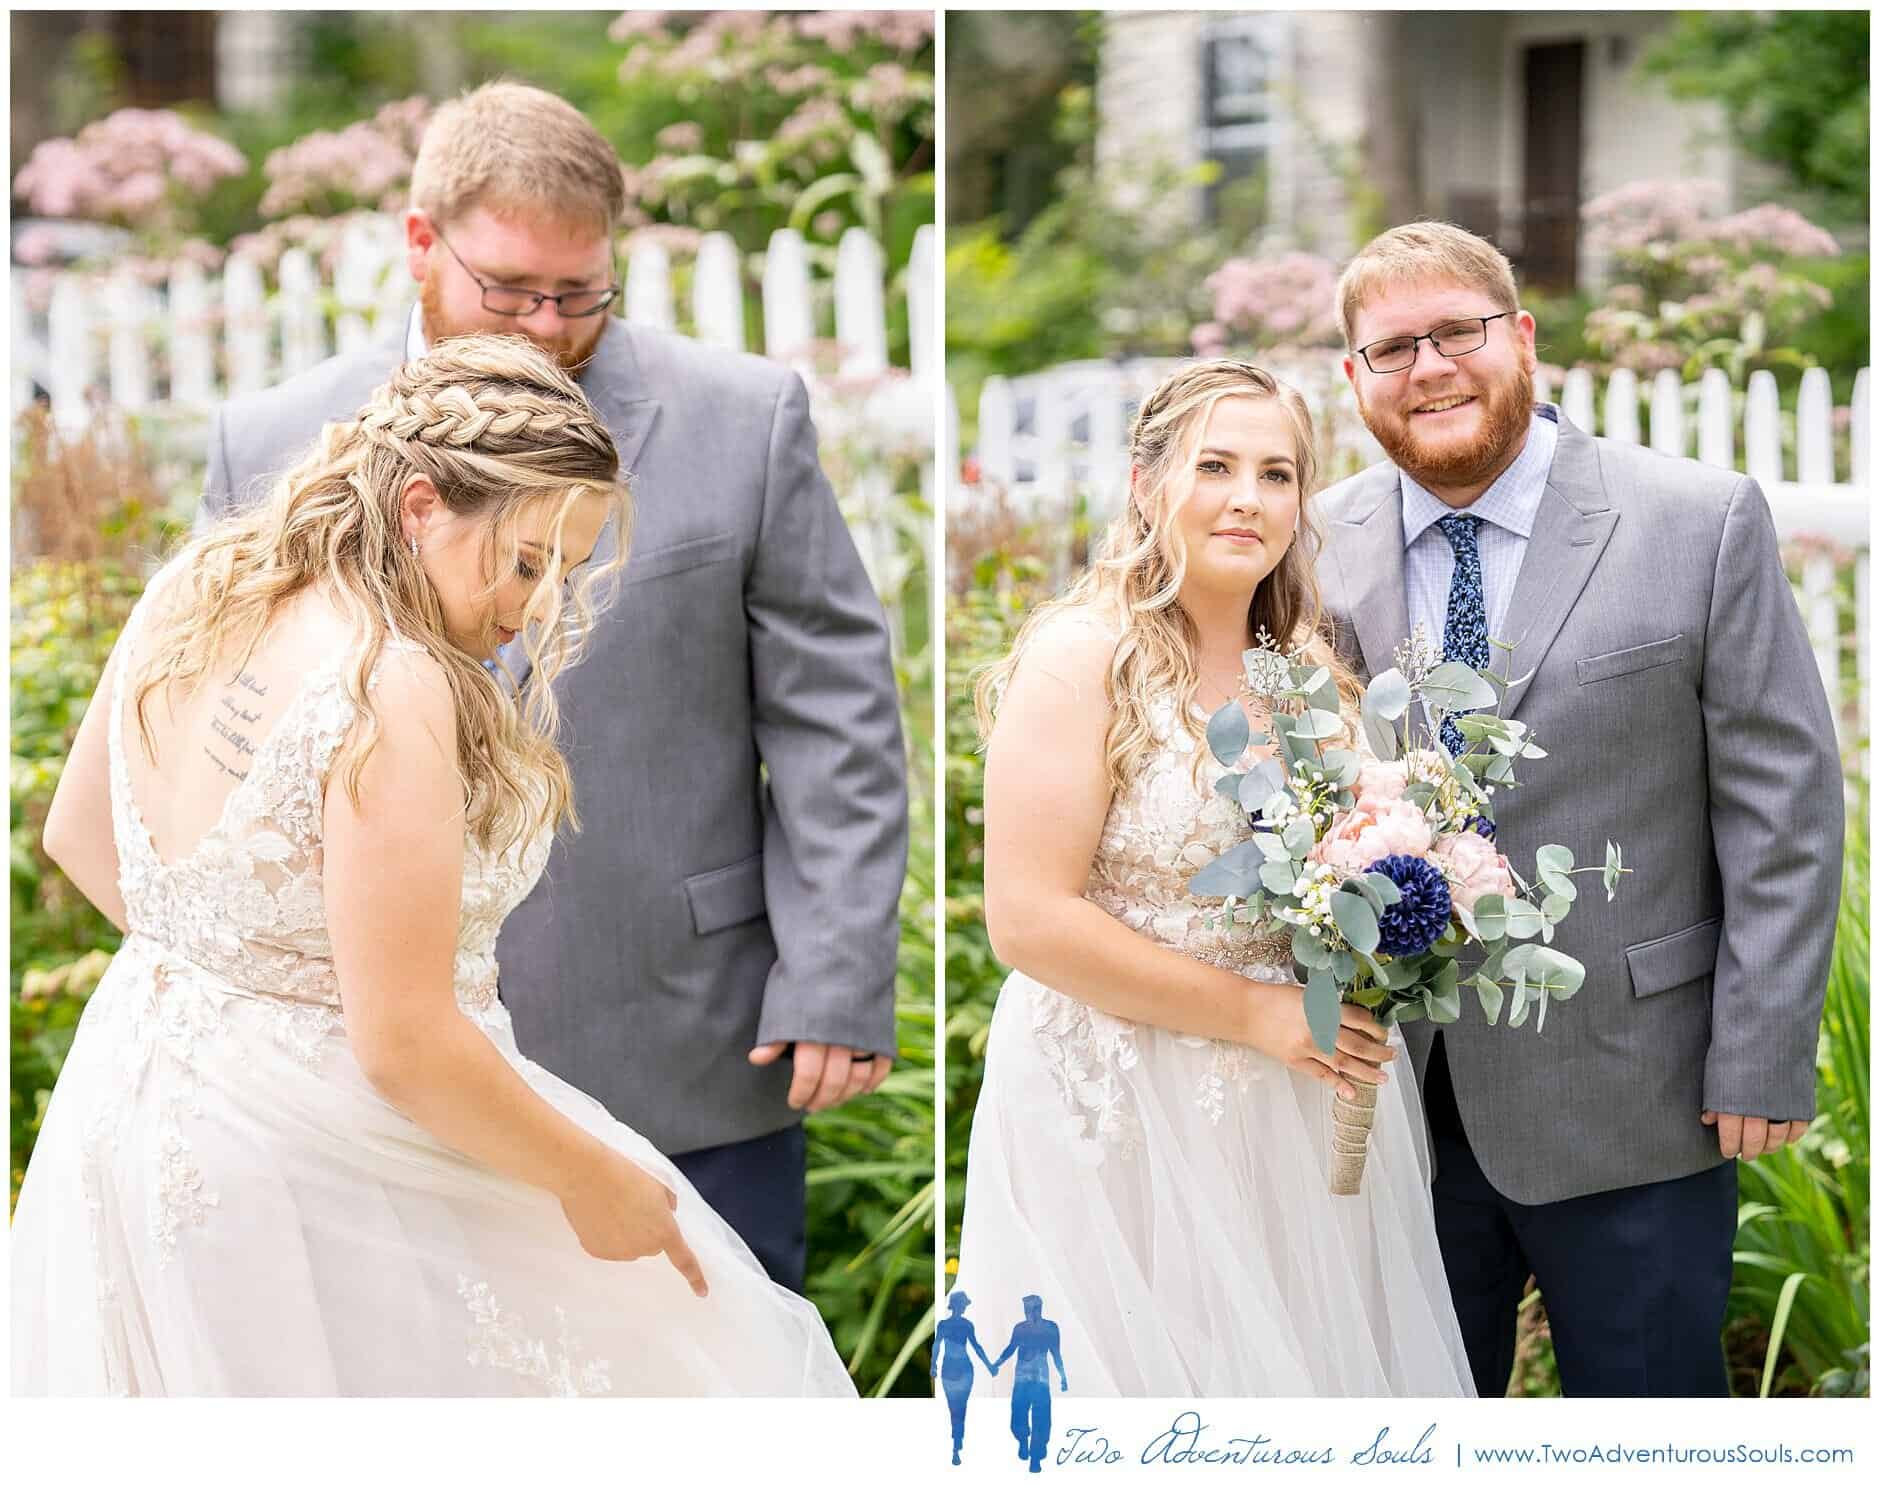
[1435,513,1488,756]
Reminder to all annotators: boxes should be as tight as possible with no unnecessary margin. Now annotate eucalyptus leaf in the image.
[1301,666,1330,694]
[1501,944,1586,998]
[1306,673,1343,715]
[1303,969,1342,1055]
[1190,842,1265,898]
[1364,667,1412,722]
[1603,841,1624,902]
[1471,974,1505,1025]
[1535,844,1574,879]
[1238,759,1286,808]
[1362,707,1399,761]
[1253,831,1292,863]
[1214,772,1242,800]
[1320,749,1360,789]
[1420,662,1499,711]
[1282,818,1317,858]
[1540,891,1572,924]
[1206,699,1252,766]
[1520,742,1548,759]
[1259,860,1301,895]
[1506,974,1529,1028]
[1355,871,1402,910]
[1470,894,1508,942]
[1293,708,1345,740]
[1454,711,1504,736]
[1503,898,1545,939]
[1293,928,1335,971]
[1329,890,1380,956]
[1331,950,1358,985]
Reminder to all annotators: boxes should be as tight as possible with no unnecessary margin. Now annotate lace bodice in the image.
[108,605,548,1031]
[1084,695,1293,973]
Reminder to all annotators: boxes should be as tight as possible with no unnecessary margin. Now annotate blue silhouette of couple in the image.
[931,1291,1068,1470]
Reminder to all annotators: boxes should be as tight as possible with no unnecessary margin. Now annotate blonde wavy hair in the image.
[976,359,1362,792]
[133,333,631,854]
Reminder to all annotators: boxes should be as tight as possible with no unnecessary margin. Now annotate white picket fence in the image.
[959,358,1871,760]
[11,216,938,652]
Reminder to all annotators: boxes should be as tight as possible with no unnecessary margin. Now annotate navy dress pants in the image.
[670,1123,808,1294]
[1424,1033,1737,1397]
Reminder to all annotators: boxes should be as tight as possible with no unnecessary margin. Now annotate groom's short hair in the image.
[1335,222,1521,349]
[410,80,627,236]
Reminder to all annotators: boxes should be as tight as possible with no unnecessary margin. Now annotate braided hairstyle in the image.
[135,333,632,852]
[976,358,1360,792]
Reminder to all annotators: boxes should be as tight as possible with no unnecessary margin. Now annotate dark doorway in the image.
[1521,41,1584,290]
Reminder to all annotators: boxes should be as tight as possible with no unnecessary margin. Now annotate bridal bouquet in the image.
[1188,628,1626,1194]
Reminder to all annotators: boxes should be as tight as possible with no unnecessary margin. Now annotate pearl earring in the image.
[408,536,420,561]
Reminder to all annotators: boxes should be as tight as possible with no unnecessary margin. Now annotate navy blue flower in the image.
[1469,815,1497,840]
[1364,854,1453,956]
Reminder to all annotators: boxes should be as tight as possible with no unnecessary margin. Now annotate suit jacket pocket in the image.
[684,854,767,936]
[627,531,738,585]
[1576,633,1686,685]
[1625,916,1722,998]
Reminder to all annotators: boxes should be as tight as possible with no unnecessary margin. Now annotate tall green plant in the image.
[1729,791,1870,1394]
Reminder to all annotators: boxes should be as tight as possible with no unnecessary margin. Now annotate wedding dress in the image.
[10,592,856,1397]
[956,693,1475,1397]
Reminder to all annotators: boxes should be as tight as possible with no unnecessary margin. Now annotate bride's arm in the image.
[324,650,707,1295]
[982,613,1389,1093]
[43,632,131,935]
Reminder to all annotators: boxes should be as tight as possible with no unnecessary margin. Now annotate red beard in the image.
[1359,363,1535,493]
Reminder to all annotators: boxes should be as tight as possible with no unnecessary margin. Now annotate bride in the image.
[956,359,1474,1396]
[11,334,855,1397]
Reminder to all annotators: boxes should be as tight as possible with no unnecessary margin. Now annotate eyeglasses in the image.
[432,226,620,319]
[1353,312,1515,375]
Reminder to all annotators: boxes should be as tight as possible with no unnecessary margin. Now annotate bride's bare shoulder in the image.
[1006,605,1122,701]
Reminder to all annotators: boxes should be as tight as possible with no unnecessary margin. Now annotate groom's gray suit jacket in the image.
[1317,411,1842,1205]
[201,315,908,1154]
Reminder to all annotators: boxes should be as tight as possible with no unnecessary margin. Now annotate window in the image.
[1197,16,1290,230]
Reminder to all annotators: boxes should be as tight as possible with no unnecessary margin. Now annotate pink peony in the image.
[1312,797,1433,875]
[1433,830,1517,915]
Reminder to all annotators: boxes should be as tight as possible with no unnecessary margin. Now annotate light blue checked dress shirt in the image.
[1401,405,1559,653]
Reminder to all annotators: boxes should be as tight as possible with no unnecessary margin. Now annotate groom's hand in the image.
[1701,1109,1809,1161]
[748,1040,894,1112]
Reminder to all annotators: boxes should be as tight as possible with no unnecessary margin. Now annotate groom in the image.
[199,82,908,1292]
[1317,222,1843,1396]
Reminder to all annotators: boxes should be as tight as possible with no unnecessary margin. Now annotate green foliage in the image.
[946,80,1280,432]
[803,536,937,1396]
[1644,11,1870,224]
[943,542,1054,1269]
[10,560,147,1206]
[1728,790,1870,1395]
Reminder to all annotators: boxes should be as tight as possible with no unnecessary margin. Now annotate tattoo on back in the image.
[203,670,270,785]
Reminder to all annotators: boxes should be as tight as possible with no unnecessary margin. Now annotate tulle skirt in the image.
[955,965,1475,1397]
[11,936,856,1397]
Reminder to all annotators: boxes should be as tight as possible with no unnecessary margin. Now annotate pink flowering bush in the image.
[259,98,431,220]
[1193,250,1341,358]
[1581,180,1840,379]
[608,10,933,255]
[13,108,247,247]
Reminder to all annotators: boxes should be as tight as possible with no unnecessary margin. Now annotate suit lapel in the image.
[1329,473,1412,681]
[1493,415,1620,723]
